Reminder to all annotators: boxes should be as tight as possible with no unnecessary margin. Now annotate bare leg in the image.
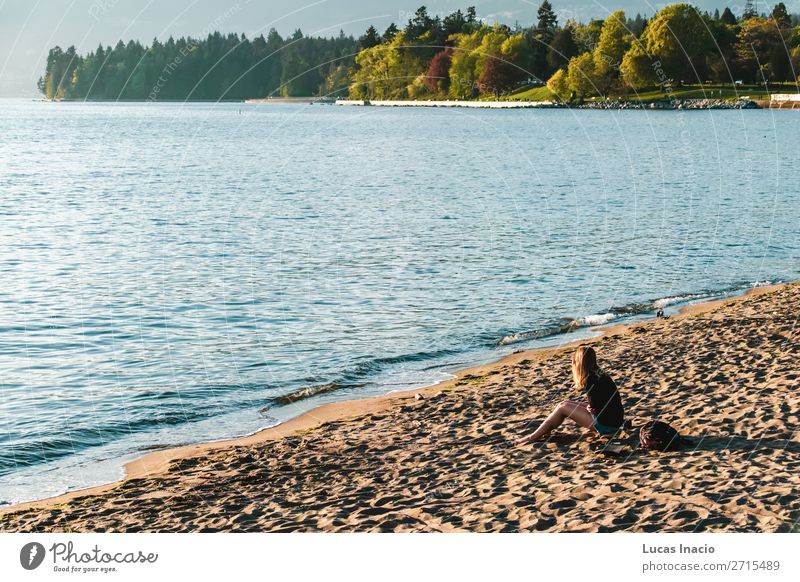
[525,400,594,442]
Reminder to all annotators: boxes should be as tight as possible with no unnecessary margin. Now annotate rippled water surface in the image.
[1,100,798,504]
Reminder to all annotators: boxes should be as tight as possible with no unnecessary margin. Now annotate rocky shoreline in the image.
[335,98,763,110]
[575,98,761,110]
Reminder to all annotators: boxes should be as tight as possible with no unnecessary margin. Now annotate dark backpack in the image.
[639,420,692,451]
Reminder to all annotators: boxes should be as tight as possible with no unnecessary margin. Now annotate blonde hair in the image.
[572,346,599,389]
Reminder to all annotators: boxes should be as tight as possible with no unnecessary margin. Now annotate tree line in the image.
[40,29,357,100]
[350,2,800,102]
[39,2,800,101]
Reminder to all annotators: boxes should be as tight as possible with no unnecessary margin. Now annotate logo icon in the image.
[20,542,46,570]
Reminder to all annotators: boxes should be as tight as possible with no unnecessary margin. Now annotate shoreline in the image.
[0,280,789,518]
[335,98,769,110]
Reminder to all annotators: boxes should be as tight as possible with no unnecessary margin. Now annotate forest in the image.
[39,2,800,101]
[39,29,357,100]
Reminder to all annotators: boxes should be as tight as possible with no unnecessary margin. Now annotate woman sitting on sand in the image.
[513,346,623,445]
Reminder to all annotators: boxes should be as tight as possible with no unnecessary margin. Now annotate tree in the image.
[526,1,559,81]
[537,1,558,31]
[447,28,484,98]
[621,41,657,89]
[546,67,570,99]
[383,23,399,43]
[566,52,601,98]
[40,27,359,101]
[772,3,791,28]
[770,42,794,81]
[359,26,381,50]
[593,10,632,92]
[323,64,351,96]
[350,32,426,99]
[627,13,648,36]
[405,6,435,41]
[734,16,783,82]
[547,25,579,71]
[474,32,528,98]
[477,56,519,97]
[742,0,757,21]
[624,4,714,86]
[425,48,452,93]
[720,7,737,25]
[792,46,800,80]
[573,19,604,53]
[704,17,739,83]
[443,10,467,36]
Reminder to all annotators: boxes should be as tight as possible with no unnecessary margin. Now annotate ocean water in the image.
[0,99,798,505]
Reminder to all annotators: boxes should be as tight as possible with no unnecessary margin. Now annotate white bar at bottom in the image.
[0,533,796,581]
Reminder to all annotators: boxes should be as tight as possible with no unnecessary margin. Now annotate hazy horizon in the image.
[0,0,780,97]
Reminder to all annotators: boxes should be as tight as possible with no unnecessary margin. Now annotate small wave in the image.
[578,313,617,326]
[262,347,464,408]
[652,292,714,309]
[496,326,563,346]
[497,312,618,346]
[271,381,366,406]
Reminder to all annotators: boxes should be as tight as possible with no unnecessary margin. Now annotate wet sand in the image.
[2,283,798,532]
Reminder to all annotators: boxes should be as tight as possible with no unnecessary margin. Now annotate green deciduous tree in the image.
[546,66,570,99]
[593,10,632,92]
[734,16,783,82]
[566,51,601,98]
[620,41,657,89]
[622,4,714,86]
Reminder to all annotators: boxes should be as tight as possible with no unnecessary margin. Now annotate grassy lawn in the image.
[507,85,557,101]
[504,83,799,103]
[623,84,786,102]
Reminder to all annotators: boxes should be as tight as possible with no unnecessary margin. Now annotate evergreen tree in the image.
[772,3,791,28]
[359,26,381,50]
[527,1,559,81]
[443,10,467,36]
[627,13,648,36]
[383,23,399,42]
[720,7,738,25]
[742,0,757,20]
[547,25,579,71]
[405,6,435,40]
[537,1,558,31]
[39,27,357,100]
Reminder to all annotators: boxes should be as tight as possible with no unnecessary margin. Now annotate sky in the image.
[0,0,787,96]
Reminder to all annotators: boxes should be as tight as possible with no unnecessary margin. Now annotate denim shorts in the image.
[593,416,622,435]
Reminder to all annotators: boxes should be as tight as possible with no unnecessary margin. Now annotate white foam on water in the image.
[653,296,688,309]
[578,313,616,326]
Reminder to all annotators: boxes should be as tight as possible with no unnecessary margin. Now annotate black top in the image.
[583,372,624,428]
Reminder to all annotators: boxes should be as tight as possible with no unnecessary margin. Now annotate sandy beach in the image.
[2,283,798,533]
